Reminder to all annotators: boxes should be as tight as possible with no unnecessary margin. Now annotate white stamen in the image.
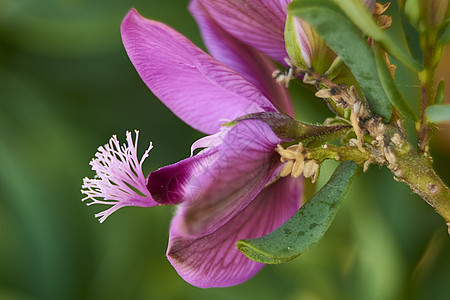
[81,130,153,223]
[190,126,231,156]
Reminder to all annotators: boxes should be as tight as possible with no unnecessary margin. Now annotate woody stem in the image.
[416,29,443,154]
[391,143,450,225]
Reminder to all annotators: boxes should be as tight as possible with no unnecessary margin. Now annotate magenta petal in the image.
[167,176,303,288]
[189,0,294,116]
[171,120,283,238]
[197,0,290,64]
[121,9,277,135]
[147,147,218,205]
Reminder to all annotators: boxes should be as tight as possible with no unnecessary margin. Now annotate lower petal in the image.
[167,176,303,288]
[173,120,283,238]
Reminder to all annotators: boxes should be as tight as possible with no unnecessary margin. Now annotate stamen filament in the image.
[81,130,155,223]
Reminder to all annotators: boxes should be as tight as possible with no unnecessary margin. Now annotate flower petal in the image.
[121,9,277,135]
[189,0,294,116]
[147,147,218,205]
[196,0,290,64]
[293,17,336,72]
[167,176,303,288]
[168,119,283,238]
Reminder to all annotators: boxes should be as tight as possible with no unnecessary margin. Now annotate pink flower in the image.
[82,9,302,288]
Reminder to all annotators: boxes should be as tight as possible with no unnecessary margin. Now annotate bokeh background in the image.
[1,0,449,299]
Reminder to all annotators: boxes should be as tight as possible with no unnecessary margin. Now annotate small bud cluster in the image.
[313,79,369,153]
[300,68,410,177]
[273,63,371,155]
[364,116,409,178]
[276,142,320,183]
[365,117,394,170]
[272,61,418,186]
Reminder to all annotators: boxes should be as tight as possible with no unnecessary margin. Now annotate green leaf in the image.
[288,2,393,120]
[237,161,360,264]
[434,80,445,105]
[325,56,346,81]
[374,47,418,122]
[330,0,423,71]
[426,105,450,123]
[437,20,450,45]
[400,9,424,66]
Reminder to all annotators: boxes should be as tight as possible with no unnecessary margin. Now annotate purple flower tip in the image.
[81,130,157,223]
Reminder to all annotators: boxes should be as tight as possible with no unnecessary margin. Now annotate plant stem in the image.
[417,29,442,154]
[306,144,370,165]
[391,143,450,224]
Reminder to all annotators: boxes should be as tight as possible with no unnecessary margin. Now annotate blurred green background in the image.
[0,0,449,299]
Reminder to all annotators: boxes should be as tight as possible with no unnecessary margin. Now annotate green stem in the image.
[306,144,370,165]
[417,29,442,154]
[392,144,450,224]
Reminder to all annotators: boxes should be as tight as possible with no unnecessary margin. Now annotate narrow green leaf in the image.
[426,105,450,123]
[400,9,424,66]
[330,0,423,71]
[325,56,345,80]
[434,80,445,105]
[288,4,393,120]
[237,161,360,264]
[374,47,418,121]
[437,20,450,45]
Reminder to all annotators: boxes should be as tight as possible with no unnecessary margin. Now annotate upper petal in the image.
[121,9,277,135]
[196,0,290,64]
[189,0,294,116]
[167,176,303,288]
